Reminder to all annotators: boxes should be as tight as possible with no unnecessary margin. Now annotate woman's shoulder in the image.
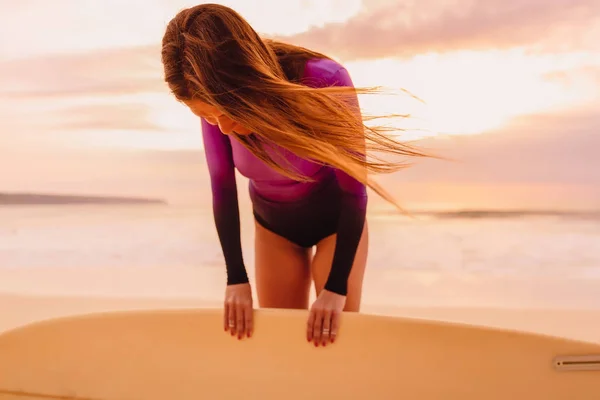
[303,57,352,86]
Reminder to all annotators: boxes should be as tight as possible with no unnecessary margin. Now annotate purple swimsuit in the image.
[201,58,368,296]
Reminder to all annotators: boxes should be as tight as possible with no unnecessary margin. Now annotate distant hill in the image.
[375,208,600,220]
[0,192,167,205]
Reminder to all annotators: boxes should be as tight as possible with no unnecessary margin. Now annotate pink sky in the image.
[1,0,599,209]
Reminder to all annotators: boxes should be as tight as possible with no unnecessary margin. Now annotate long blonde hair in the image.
[161,3,434,210]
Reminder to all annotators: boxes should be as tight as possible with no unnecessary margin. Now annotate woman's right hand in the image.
[224,282,254,339]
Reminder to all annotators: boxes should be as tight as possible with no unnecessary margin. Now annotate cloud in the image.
[0,45,166,99]
[388,105,600,186]
[543,65,600,88]
[51,103,163,132]
[0,0,360,99]
[273,0,600,60]
[0,0,362,60]
[0,0,173,60]
[0,98,164,135]
[3,0,598,102]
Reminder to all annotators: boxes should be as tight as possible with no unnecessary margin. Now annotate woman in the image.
[161,3,429,347]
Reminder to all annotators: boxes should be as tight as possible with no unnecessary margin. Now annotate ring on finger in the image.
[228,320,235,327]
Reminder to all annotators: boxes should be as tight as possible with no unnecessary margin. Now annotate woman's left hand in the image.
[307,289,346,346]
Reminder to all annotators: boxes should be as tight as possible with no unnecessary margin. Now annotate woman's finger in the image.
[306,309,316,342]
[321,310,332,346]
[312,309,323,346]
[224,302,229,332]
[245,304,253,338]
[236,302,245,339]
[228,302,236,336]
[330,311,340,343]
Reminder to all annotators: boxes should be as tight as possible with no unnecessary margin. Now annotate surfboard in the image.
[0,308,599,400]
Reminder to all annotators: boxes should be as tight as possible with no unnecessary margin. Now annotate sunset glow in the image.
[1,0,599,208]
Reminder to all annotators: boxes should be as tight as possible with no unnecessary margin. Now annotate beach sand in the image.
[1,265,599,344]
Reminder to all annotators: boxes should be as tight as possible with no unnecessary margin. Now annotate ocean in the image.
[1,203,599,309]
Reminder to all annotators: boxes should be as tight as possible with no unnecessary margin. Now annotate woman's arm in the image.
[322,67,369,296]
[201,119,249,285]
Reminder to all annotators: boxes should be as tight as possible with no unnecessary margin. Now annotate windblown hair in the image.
[161,3,433,210]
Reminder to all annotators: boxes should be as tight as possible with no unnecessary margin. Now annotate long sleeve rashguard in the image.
[201,58,368,296]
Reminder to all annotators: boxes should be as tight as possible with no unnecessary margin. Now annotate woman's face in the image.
[185,100,253,135]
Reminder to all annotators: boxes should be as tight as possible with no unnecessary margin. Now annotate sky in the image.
[1,0,599,210]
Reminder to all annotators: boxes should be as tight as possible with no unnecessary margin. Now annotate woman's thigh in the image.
[254,219,313,309]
